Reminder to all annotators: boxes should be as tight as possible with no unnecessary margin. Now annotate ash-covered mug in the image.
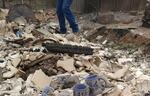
[73,83,89,96]
[85,74,106,96]
[41,86,54,96]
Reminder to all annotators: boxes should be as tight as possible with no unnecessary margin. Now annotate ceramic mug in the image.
[85,74,106,96]
[73,84,89,96]
[41,86,54,96]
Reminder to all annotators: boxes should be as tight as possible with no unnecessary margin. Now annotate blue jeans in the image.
[56,0,79,33]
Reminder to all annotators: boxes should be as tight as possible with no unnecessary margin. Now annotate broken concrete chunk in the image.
[57,58,75,72]
[80,56,93,70]
[22,52,45,61]
[28,52,44,61]
[74,71,89,81]
[24,32,35,39]
[3,65,18,79]
[8,52,20,59]
[31,69,51,90]
[75,61,84,67]
[107,65,129,80]
[11,58,21,67]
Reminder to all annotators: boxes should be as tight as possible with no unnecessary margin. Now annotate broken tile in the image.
[75,61,84,67]
[8,52,20,59]
[11,58,21,67]
[3,65,18,79]
[107,65,129,80]
[31,69,51,90]
[80,56,93,70]
[24,33,35,39]
[57,58,75,72]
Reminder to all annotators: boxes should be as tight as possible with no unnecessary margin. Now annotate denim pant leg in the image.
[56,0,67,33]
[63,0,79,32]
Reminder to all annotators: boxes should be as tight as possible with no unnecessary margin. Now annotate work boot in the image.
[56,31,67,34]
[55,29,67,34]
[73,25,81,36]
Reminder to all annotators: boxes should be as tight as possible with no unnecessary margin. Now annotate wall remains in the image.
[0,0,147,13]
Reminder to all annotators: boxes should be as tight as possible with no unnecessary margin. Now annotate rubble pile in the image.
[0,5,150,96]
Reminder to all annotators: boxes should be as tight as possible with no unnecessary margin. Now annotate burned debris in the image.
[42,43,94,55]
[0,1,150,96]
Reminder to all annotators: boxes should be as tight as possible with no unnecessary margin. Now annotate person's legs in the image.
[62,0,79,33]
[56,0,67,33]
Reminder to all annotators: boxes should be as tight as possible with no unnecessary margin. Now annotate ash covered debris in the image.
[0,2,150,96]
